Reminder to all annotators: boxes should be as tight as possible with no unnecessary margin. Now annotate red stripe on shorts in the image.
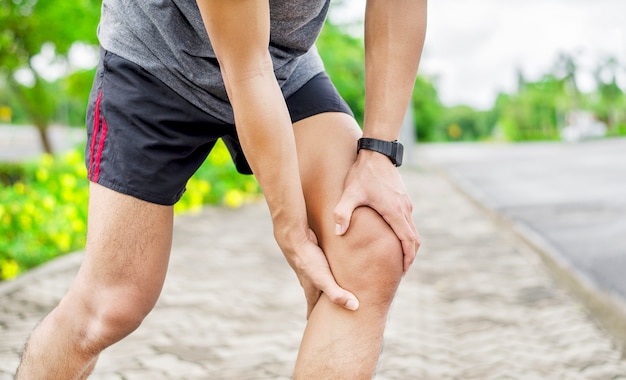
[92,116,108,182]
[88,90,105,181]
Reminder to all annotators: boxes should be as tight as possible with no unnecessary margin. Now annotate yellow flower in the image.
[197,179,211,195]
[36,168,50,182]
[208,141,230,166]
[244,180,259,194]
[60,174,77,189]
[63,150,83,166]
[71,219,86,233]
[42,196,56,212]
[0,260,20,280]
[18,214,32,230]
[223,189,244,209]
[13,182,25,195]
[54,233,72,252]
[40,153,54,168]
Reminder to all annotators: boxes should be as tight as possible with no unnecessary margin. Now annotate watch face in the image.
[357,138,404,167]
[394,142,404,167]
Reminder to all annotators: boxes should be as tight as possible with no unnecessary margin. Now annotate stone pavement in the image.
[2,165,626,379]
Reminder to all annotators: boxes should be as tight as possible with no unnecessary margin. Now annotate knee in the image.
[89,297,149,345]
[93,287,158,344]
[65,289,155,354]
[333,207,404,307]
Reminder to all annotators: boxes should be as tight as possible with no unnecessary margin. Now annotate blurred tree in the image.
[411,75,444,142]
[317,21,366,124]
[494,54,586,141]
[592,57,624,134]
[62,67,98,127]
[0,0,100,154]
[435,105,490,142]
[497,77,563,141]
[317,20,446,142]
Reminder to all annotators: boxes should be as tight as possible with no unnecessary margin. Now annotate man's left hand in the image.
[333,149,420,272]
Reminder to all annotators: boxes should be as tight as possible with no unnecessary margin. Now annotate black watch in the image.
[357,138,404,167]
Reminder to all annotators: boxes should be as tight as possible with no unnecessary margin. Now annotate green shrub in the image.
[0,140,260,280]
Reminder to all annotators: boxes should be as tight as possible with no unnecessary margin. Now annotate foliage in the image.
[0,0,101,153]
[317,21,446,141]
[0,0,100,70]
[590,57,625,136]
[317,22,366,124]
[0,141,260,281]
[496,77,564,141]
[61,67,98,127]
[493,54,626,141]
[434,106,493,142]
[411,75,445,142]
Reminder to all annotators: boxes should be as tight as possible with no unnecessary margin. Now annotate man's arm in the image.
[334,0,427,270]
[195,0,359,317]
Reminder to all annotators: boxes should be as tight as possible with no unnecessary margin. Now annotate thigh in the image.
[294,112,360,233]
[69,182,174,316]
[293,112,403,291]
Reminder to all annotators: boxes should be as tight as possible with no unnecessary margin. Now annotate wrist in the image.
[272,216,309,254]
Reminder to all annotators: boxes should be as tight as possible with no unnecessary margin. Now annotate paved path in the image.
[2,166,626,378]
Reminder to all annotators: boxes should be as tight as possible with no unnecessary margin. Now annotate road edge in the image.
[433,165,626,359]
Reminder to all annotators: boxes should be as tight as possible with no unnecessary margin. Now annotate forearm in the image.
[363,0,427,140]
[195,0,308,248]
[226,65,309,246]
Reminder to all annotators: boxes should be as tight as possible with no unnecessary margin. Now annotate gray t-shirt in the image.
[98,0,329,123]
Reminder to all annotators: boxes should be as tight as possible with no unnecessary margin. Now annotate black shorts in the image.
[85,49,354,205]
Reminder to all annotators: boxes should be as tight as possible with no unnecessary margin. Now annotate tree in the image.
[494,54,586,141]
[411,75,444,142]
[317,20,447,142]
[592,57,624,134]
[0,0,100,154]
[316,21,366,124]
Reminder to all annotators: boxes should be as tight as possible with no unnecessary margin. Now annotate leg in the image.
[293,113,404,379]
[16,182,173,379]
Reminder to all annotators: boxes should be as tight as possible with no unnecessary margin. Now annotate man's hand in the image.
[278,227,359,319]
[334,150,420,272]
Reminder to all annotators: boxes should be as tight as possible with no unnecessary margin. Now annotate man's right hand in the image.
[279,227,359,319]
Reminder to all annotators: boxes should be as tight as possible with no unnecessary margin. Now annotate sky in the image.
[330,0,626,110]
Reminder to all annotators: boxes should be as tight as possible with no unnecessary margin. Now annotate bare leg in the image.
[16,183,173,379]
[293,113,404,379]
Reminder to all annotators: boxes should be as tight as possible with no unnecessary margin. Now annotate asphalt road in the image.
[418,138,626,303]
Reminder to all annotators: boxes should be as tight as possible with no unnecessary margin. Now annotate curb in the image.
[432,164,626,359]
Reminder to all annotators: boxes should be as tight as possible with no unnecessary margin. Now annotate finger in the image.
[402,239,417,272]
[333,189,363,236]
[403,220,421,272]
[382,210,419,272]
[314,271,359,312]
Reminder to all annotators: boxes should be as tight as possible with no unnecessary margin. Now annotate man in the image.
[16,0,426,378]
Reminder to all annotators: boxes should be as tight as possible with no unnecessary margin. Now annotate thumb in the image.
[306,284,360,319]
[333,190,361,236]
[314,265,360,311]
[323,283,360,312]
